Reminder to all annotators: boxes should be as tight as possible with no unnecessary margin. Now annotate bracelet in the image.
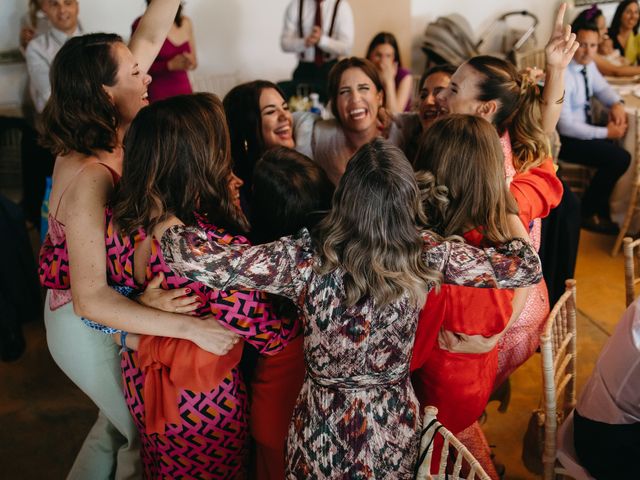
[120,331,131,353]
[541,89,565,106]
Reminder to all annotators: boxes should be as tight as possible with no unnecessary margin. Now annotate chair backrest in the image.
[539,279,577,480]
[623,237,640,306]
[415,406,491,480]
[512,48,545,71]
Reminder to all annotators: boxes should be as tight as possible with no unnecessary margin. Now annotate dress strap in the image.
[52,161,119,219]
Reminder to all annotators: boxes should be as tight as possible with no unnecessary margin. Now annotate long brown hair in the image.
[314,138,442,307]
[414,114,518,243]
[40,33,122,156]
[466,55,549,172]
[327,57,384,122]
[112,93,249,234]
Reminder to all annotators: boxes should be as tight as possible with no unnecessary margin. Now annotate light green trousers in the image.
[44,292,140,480]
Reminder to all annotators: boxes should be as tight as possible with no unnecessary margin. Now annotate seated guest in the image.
[608,0,640,65]
[131,0,196,102]
[366,32,413,114]
[557,20,630,234]
[280,0,354,101]
[573,296,640,479]
[573,5,640,77]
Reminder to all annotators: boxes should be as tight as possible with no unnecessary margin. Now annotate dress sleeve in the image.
[510,158,564,225]
[161,225,314,302]
[421,232,542,289]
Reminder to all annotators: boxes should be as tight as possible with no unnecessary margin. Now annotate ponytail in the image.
[467,56,549,172]
[509,73,549,171]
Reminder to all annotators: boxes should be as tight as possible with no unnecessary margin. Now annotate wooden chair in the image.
[623,237,640,305]
[512,48,545,71]
[611,109,640,256]
[415,406,491,480]
[539,279,578,480]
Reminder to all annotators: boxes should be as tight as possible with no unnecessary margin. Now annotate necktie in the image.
[314,0,323,67]
[581,66,592,124]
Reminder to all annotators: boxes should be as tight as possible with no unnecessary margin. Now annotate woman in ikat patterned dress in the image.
[161,138,544,478]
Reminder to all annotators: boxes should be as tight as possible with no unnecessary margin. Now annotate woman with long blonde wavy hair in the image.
[160,137,543,478]
[411,115,524,474]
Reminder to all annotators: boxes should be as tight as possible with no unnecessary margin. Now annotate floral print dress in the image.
[161,227,542,479]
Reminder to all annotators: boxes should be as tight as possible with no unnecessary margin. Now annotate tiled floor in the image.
[0,229,627,479]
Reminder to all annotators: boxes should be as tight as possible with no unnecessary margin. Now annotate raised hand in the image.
[545,3,579,70]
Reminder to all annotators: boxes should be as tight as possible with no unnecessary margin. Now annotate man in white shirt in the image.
[280,0,354,100]
[26,0,83,113]
[573,296,640,479]
[21,0,82,227]
[557,21,630,234]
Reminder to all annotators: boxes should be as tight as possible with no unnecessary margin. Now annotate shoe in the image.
[581,214,619,235]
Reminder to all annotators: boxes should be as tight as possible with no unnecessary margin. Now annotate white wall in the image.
[1,1,618,110]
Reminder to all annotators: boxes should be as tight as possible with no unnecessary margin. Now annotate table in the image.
[608,84,640,233]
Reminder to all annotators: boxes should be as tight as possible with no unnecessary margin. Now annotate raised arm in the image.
[161,225,313,301]
[421,216,542,289]
[128,0,181,74]
[541,3,578,134]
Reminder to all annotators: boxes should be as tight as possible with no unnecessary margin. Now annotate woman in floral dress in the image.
[161,139,543,478]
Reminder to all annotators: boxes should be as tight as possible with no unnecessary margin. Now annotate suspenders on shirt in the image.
[298,0,342,61]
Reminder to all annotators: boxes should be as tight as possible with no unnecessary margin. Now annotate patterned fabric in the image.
[38,216,72,309]
[105,210,295,479]
[496,132,552,386]
[81,285,131,334]
[161,226,542,478]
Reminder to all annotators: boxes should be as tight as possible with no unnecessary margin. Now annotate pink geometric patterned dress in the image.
[104,211,297,479]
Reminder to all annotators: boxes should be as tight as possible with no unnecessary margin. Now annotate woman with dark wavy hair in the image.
[37,2,236,478]
[161,138,543,478]
[609,0,640,64]
[109,93,296,478]
[223,80,294,205]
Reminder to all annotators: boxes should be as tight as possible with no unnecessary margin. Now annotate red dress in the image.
[410,230,514,435]
[250,336,305,479]
[410,136,563,475]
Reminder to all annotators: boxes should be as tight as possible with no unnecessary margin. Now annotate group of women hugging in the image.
[36,0,579,478]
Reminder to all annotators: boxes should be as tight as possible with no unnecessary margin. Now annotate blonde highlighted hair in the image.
[466,55,550,172]
[414,114,518,243]
[314,138,442,307]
